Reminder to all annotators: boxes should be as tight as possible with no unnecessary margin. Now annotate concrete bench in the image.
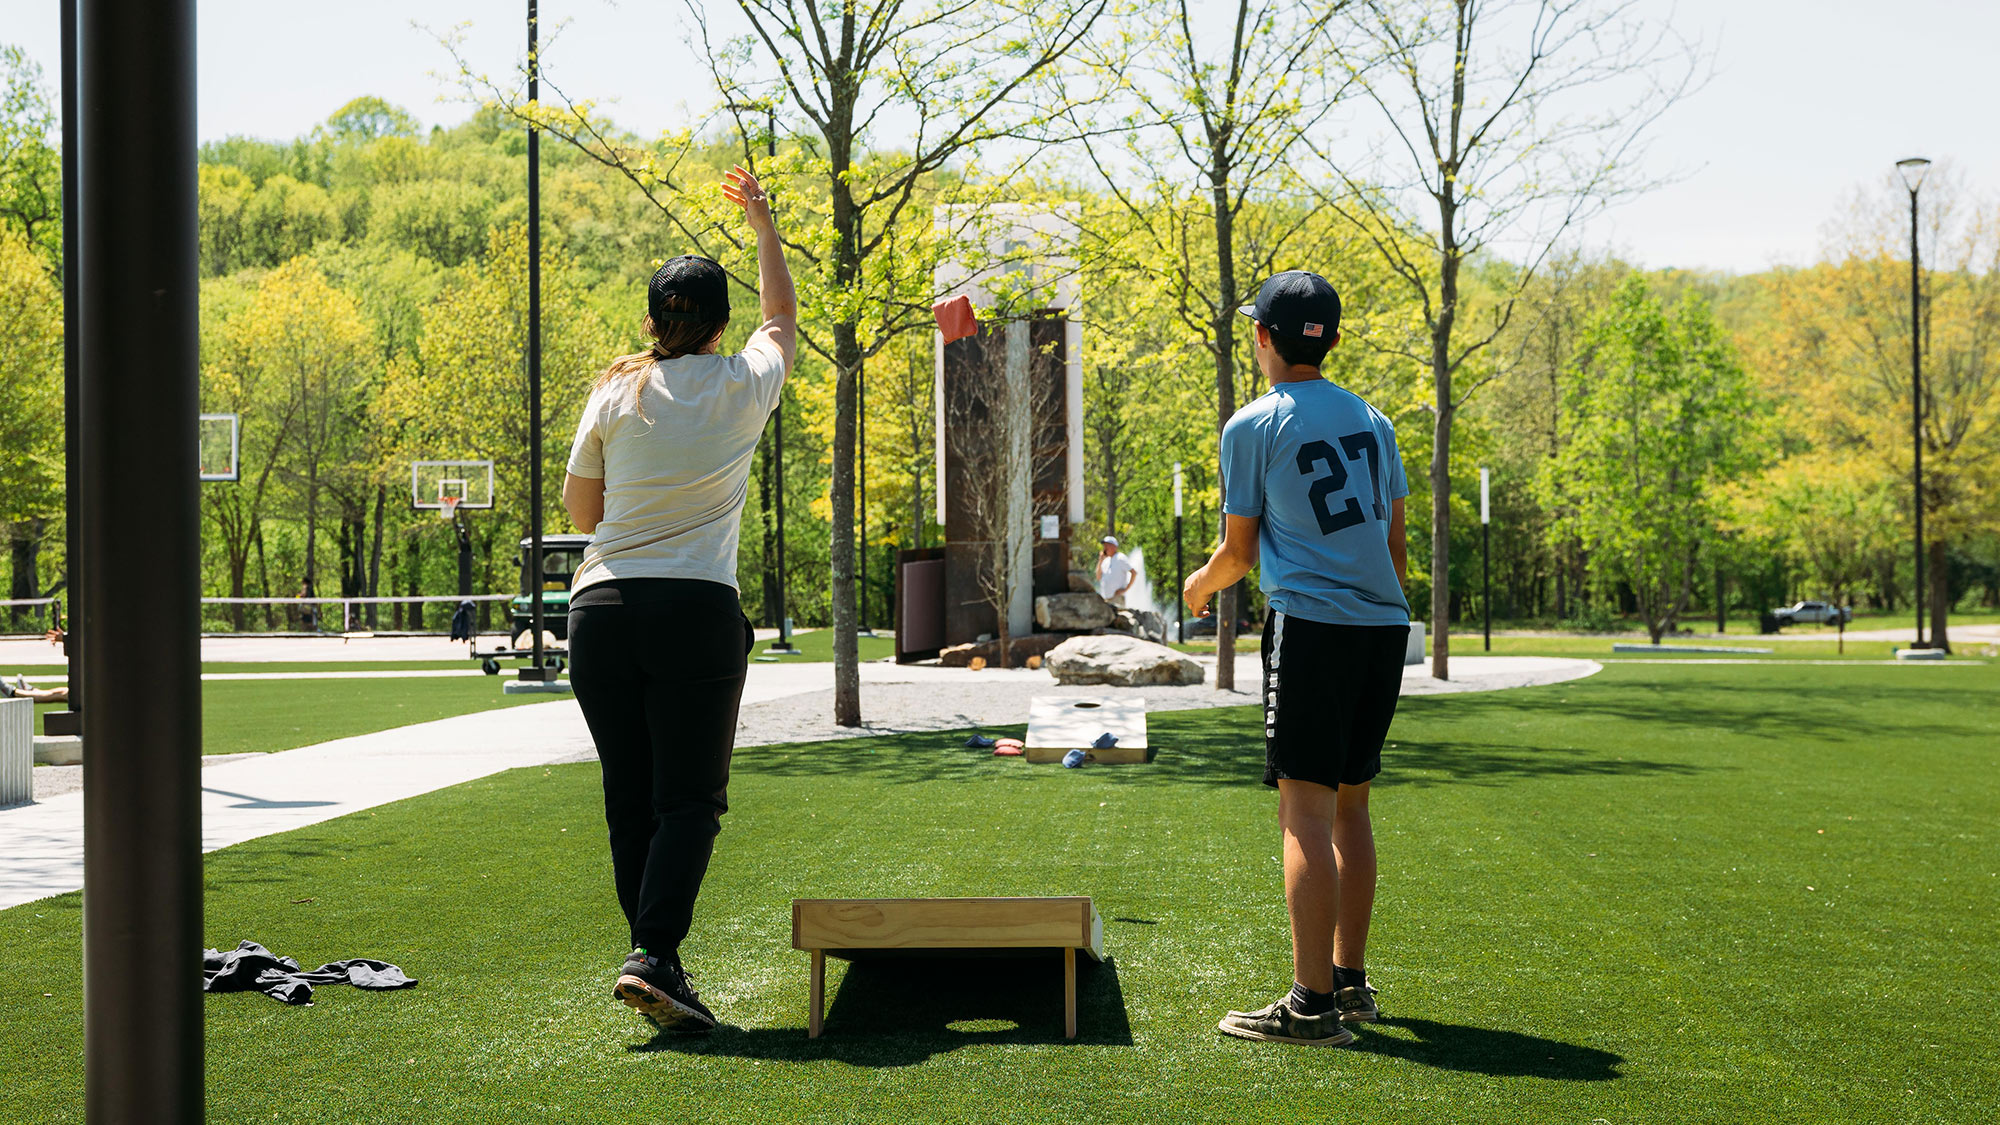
[1,698,31,806]
[791,896,1104,1038]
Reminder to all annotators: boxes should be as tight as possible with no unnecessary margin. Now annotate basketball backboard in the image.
[198,414,240,481]
[411,460,496,510]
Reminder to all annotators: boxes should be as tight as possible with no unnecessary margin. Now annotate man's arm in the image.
[563,473,605,534]
[1388,497,1407,584]
[1183,514,1260,618]
[1117,566,1137,597]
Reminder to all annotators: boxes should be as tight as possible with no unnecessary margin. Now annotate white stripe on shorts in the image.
[1264,611,1285,739]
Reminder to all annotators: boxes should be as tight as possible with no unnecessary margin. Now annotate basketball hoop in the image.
[439,496,462,522]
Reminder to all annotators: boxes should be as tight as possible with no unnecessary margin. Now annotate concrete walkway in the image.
[0,654,1595,911]
[0,629,820,666]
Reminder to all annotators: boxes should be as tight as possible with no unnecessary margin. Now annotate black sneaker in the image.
[1217,996,1355,1047]
[1334,983,1379,1023]
[613,948,717,1033]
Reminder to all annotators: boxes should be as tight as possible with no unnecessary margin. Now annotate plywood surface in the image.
[1022,745,1149,764]
[1026,696,1147,749]
[793,896,1103,960]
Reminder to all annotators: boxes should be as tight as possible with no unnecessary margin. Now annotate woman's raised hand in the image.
[721,165,774,233]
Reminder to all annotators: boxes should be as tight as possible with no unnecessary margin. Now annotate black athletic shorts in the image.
[1261,611,1410,790]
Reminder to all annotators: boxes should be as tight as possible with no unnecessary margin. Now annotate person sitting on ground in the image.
[3,626,73,702]
[1096,536,1137,608]
[1184,269,1410,1048]
[561,165,796,1035]
[0,675,66,704]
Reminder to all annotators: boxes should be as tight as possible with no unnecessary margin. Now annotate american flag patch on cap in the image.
[1303,322,1324,337]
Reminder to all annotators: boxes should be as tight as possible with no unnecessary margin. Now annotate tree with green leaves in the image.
[0,45,60,272]
[241,175,342,268]
[323,96,423,144]
[0,225,62,625]
[1727,454,1899,648]
[1758,173,2000,652]
[205,258,378,600]
[379,223,614,599]
[1325,0,1700,676]
[495,0,1113,724]
[1540,279,1759,644]
[1072,0,1349,688]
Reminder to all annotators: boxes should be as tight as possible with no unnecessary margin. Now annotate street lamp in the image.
[521,0,554,686]
[1173,462,1185,644]
[727,98,798,654]
[1480,466,1491,651]
[1897,156,1930,649]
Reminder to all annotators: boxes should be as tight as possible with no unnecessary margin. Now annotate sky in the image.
[4,0,1993,274]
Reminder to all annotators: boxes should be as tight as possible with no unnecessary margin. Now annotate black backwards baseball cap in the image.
[1237,270,1341,341]
[648,255,730,324]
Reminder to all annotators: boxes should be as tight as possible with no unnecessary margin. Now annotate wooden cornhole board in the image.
[1023,696,1148,764]
[792,896,1105,1038]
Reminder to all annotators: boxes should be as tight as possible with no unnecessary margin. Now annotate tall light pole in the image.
[858,363,872,635]
[79,0,205,1116]
[1897,156,1931,649]
[1480,466,1491,652]
[1173,462,1184,644]
[730,99,798,654]
[519,0,554,684]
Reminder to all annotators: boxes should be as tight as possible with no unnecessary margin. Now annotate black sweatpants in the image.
[567,578,753,961]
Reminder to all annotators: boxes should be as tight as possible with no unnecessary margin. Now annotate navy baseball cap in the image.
[649,255,729,324]
[1237,270,1341,341]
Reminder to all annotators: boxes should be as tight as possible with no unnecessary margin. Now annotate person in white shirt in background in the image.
[1097,536,1137,608]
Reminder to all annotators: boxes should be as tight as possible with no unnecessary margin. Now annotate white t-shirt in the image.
[1098,552,1135,600]
[565,335,788,594]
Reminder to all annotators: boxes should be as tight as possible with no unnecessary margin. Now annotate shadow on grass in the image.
[1461,673,1997,744]
[1377,740,1703,790]
[1355,1017,1623,1080]
[633,955,1133,1066]
[733,707,1708,791]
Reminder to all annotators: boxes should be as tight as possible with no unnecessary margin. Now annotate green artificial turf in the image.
[1171,633,1999,662]
[751,626,898,663]
[2,661,1996,1122]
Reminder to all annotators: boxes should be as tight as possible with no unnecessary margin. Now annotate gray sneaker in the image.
[1217,997,1356,1047]
[1334,984,1379,1023]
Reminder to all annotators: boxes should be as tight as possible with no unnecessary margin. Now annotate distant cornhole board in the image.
[1024,696,1148,763]
[792,896,1105,1039]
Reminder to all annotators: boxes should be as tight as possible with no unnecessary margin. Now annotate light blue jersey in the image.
[1220,379,1410,626]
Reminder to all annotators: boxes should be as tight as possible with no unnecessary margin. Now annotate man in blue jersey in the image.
[1184,270,1410,1048]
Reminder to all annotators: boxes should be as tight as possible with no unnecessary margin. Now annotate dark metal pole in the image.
[79,0,203,1118]
[1482,521,1491,651]
[1174,515,1184,644]
[456,513,473,599]
[1715,564,1725,634]
[1909,185,1925,649]
[765,106,796,654]
[859,362,870,634]
[47,0,83,737]
[524,0,548,678]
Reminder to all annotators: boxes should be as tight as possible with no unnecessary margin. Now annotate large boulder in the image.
[1036,591,1117,631]
[1066,570,1097,594]
[1045,634,1204,687]
[1112,608,1166,643]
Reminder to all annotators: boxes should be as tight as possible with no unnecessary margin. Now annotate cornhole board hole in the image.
[1024,696,1148,763]
[792,896,1105,1038]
